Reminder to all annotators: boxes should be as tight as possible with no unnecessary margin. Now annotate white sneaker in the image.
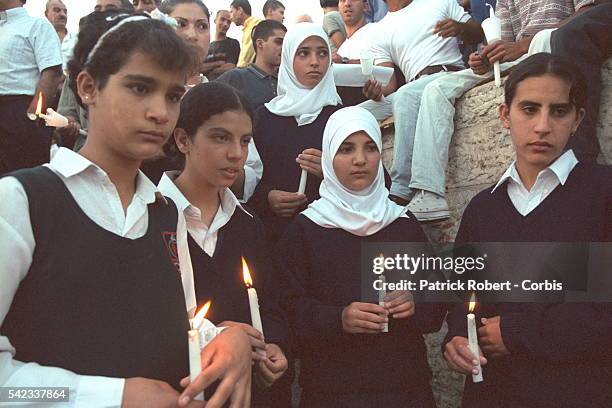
[407,190,450,221]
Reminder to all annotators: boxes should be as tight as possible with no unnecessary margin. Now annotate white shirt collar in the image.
[48,147,166,205]
[157,171,252,221]
[492,150,578,193]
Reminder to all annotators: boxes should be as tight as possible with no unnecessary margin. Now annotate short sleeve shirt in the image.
[0,7,62,95]
[496,0,595,42]
[369,0,470,81]
[322,11,348,53]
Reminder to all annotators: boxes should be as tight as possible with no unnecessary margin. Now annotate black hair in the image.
[251,19,286,51]
[67,12,198,108]
[230,0,251,16]
[160,0,210,21]
[164,82,254,168]
[320,0,339,8]
[263,0,284,16]
[504,53,587,112]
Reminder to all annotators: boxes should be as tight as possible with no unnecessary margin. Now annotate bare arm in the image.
[329,31,346,50]
[27,66,63,115]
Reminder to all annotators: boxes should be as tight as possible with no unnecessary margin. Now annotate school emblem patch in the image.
[161,231,180,275]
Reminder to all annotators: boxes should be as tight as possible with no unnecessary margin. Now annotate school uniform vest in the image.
[186,208,287,407]
[187,208,286,350]
[1,167,190,390]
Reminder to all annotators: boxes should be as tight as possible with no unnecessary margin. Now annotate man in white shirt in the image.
[402,0,597,222]
[360,0,484,221]
[333,0,380,105]
[0,0,63,174]
[44,0,76,72]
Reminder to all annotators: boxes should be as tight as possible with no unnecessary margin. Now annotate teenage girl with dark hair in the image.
[444,53,612,408]
[247,23,343,243]
[0,16,252,408]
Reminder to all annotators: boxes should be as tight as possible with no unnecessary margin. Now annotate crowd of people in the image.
[0,0,611,407]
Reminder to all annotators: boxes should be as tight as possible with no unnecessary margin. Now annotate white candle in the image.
[242,257,266,358]
[188,301,212,401]
[298,169,308,195]
[378,273,388,333]
[188,330,204,401]
[481,5,502,87]
[467,293,483,383]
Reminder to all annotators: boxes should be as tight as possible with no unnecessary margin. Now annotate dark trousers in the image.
[0,95,52,175]
[551,3,612,163]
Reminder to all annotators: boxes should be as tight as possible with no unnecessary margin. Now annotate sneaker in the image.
[407,190,450,221]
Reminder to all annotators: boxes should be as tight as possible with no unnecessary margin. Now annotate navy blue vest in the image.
[2,167,190,389]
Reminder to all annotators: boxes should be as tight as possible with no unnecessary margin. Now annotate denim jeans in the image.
[359,29,553,199]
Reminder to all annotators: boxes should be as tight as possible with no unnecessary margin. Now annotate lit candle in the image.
[467,293,483,383]
[242,257,266,357]
[298,169,307,195]
[188,300,212,401]
[27,92,44,121]
[481,5,502,87]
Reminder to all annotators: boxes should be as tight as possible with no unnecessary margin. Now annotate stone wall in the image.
[380,58,612,408]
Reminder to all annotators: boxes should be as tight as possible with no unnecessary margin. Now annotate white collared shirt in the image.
[492,150,579,216]
[158,171,253,257]
[0,148,178,407]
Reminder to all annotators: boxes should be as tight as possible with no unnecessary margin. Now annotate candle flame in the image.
[191,300,212,330]
[242,257,253,288]
[35,92,43,116]
[468,292,476,313]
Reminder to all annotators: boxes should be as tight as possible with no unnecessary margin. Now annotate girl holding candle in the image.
[158,81,289,406]
[247,22,343,243]
[276,106,446,407]
[443,53,612,407]
[0,16,253,408]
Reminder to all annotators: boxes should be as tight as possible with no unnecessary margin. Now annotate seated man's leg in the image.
[358,94,395,121]
[406,70,485,221]
[552,3,612,163]
[388,73,446,202]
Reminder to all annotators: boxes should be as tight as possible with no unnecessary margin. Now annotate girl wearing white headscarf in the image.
[276,107,443,407]
[247,23,343,243]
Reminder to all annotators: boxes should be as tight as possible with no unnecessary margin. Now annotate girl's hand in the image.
[342,302,388,334]
[267,190,308,217]
[296,148,323,178]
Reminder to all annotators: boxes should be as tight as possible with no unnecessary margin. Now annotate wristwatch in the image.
[341,56,349,64]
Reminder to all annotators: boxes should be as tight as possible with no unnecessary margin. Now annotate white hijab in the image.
[302,106,407,236]
[265,23,342,126]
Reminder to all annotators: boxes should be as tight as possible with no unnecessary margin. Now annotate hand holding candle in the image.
[467,293,483,383]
